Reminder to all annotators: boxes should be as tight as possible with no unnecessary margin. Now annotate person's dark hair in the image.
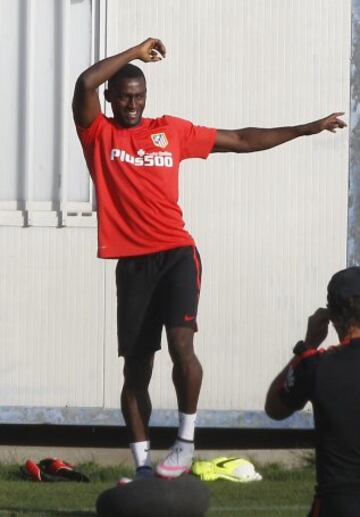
[108,64,146,89]
[327,294,360,339]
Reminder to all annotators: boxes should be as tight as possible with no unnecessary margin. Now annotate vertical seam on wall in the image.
[347,0,352,265]
[349,0,360,265]
[101,0,108,408]
[102,261,107,408]
[103,0,108,113]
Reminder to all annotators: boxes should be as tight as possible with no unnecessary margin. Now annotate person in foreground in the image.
[72,37,345,481]
[265,267,360,517]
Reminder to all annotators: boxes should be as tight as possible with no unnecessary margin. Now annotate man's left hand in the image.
[304,308,330,348]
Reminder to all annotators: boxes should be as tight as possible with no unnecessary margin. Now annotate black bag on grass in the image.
[20,457,89,482]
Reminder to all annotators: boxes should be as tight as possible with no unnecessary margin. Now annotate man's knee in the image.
[167,327,196,363]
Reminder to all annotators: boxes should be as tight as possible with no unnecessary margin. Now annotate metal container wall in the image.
[0,0,351,427]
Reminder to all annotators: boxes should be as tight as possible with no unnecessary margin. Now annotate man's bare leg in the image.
[121,353,154,478]
[167,327,203,413]
[156,327,203,478]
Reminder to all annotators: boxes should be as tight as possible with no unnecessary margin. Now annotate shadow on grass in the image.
[0,509,96,516]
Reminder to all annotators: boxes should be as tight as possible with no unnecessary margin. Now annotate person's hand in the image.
[135,38,166,63]
[306,113,347,135]
[304,308,330,348]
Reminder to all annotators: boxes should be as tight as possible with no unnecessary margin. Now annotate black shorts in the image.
[116,246,202,357]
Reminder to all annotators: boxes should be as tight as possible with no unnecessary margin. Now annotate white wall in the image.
[0,0,351,425]
[106,0,351,413]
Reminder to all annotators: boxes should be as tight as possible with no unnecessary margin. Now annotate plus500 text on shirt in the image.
[76,114,216,258]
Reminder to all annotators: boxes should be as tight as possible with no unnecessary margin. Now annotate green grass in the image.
[0,463,315,516]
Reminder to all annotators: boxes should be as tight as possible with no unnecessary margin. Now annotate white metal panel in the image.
[0,227,105,407]
[105,0,351,411]
[0,0,22,200]
[0,0,100,224]
[0,0,351,421]
[67,0,95,205]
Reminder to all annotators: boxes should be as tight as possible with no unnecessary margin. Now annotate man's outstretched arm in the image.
[212,113,346,153]
[72,38,166,128]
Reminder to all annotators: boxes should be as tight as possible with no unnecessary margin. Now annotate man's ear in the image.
[104,89,111,103]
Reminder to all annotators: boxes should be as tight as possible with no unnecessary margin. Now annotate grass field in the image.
[0,463,315,516]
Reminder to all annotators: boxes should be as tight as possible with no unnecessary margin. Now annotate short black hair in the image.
[327,267,360,338]
[327,294,360,339]
[108,64,146,89]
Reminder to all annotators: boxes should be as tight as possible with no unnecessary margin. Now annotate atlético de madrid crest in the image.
[151,132,168,148]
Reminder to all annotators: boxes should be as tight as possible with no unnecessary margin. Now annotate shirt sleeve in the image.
[76,113,107,148]
[278,349,320,411]
[164,115,217,161]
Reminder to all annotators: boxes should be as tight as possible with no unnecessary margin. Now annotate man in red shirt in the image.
[73,37,345,481]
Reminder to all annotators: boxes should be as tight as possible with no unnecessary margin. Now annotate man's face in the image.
[107,77,146,128]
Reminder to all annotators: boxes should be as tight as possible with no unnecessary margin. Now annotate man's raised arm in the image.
[265,308,329,420]
[72,38,166,128]
[212,113,346,153]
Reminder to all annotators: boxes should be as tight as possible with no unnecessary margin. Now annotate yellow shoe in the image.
[192,457,262,482]
[191,459,219,481]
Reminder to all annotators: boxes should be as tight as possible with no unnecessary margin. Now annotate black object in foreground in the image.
[96,474,210,517]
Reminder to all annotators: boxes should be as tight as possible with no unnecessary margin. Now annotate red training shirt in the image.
[76,114,216,258]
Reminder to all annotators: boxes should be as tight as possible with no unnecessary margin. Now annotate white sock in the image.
[130,440,152,469]
[178,412,196,442]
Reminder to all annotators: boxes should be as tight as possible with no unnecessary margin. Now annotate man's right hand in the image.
[304,308,330,348]
[135,38,166,62]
